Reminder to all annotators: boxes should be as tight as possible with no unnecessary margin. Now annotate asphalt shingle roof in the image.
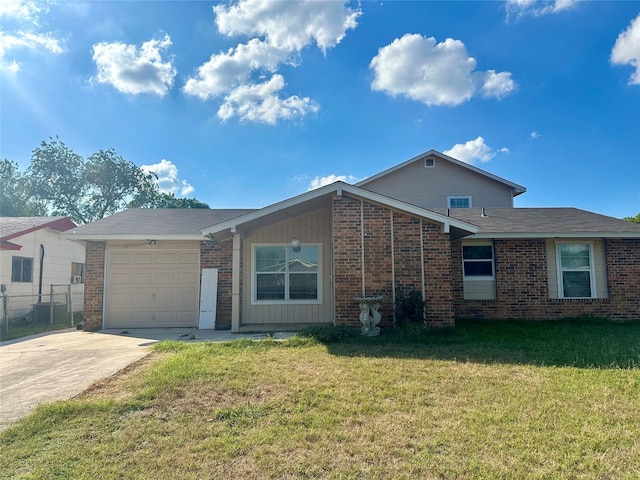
[68,209,256,236]
[0,217,75,239]
[437,208,640,235]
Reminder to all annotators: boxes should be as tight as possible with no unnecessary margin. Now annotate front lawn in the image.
[1,318,639,479]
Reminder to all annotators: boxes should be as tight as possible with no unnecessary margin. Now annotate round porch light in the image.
[291,237,301,251]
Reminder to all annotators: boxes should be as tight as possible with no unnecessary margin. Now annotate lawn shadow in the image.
[316,318,640,370]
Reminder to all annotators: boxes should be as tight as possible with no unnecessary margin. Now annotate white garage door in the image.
[105,248,200,329]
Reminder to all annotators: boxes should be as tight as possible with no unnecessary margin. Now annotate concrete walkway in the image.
[0,328,294,431]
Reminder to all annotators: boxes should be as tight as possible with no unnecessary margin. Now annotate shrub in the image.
[394,290,426,326]
[298,325,361,343]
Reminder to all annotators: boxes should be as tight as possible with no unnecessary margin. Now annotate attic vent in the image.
[425,158,435,168]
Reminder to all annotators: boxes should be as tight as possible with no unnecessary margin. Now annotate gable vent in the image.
[424,157,435,168]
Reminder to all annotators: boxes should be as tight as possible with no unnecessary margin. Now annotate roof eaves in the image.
[64,233,205,241]
[470,231,640,239]
[203,182,479,235]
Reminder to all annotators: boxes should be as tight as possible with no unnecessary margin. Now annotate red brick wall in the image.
[605,239,640,319]
[200,240,233,329]
[453,238,639,320]
[422,222,454,326]
[333,197,363,326]
[83,241,105,331]
[332,196,454,327]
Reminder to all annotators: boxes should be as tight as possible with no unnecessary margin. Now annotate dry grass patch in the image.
[1,320,639,479]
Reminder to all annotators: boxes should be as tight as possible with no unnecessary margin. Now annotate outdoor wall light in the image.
[291,237,301,252]
[147,239,157,247]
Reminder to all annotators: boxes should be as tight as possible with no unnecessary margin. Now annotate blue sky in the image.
[1,0,639,218]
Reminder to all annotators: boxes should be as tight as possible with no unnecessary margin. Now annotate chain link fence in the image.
[1,284,75,341]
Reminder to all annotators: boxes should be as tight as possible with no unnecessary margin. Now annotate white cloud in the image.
[308,174,359,190]
[0,0,64,71]
[184,0,360,124]
[214,0,360,53]
[91,34,176,96]
[505,0,578,20]
[444,137,508,164]
[141,159,195,197]
[370,34,516,107]
[218,74,319,124]
[183,39,287,100]
[611,13,640,85]
[530,131,541,139]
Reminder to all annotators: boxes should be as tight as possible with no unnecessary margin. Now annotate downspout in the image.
[38,244,45,303]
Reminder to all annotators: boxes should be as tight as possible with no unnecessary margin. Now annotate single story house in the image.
[68,150,640,332]
[0,217,85,318]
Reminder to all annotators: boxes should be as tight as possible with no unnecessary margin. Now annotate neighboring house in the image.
[0,217,85,318]
[67,150,640,332]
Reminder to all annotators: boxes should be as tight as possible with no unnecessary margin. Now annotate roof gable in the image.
[356,150,526,197]
[202,182,479,236]
[0,217,77,242]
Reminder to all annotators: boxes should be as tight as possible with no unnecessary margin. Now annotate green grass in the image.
[0,322,72,342]
[2,318,639,479]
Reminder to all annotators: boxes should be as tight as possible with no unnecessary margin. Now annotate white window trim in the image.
[462,242,495,281]
[251,243,323,305]
[447,196,472,208]
[555,241,596,299]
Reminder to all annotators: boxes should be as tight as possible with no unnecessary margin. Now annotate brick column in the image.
[200,240,233,329]
[422,222,454,326]
[83,241,105,331]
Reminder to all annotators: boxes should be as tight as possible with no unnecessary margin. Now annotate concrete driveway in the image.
[0,328,294,432]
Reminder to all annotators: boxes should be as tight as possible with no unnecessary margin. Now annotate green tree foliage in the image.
[623,213,640,223]
[0,159,47,216]
[128,191,209,209]
[3,137,208,224]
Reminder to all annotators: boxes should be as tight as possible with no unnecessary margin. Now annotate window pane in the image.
[562,271,591,298]
[256,247,286,272]
[449,197,470,208]
[463,246,493,260]
[256,274,285,300]
[11,257,32,282]
[289,273,318,299]
[288,246,318,272]
[464,261,493,277]
[23,258,32,282]
[560,244,590,269]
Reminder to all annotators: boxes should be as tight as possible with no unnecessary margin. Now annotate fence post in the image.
[67,284,73,326]
[49,284,54,325]
[1,284,7,338]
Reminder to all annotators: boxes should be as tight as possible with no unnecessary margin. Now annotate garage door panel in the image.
[106,248,199,329]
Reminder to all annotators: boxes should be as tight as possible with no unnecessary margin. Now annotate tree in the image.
[22,137,207,224]
[128,191,209,209]
[623,213,640,223]
[0,159,47,216]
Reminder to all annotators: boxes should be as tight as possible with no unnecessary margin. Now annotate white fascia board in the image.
[470,232,640,239]
[356,149,527,196]
[202,181,478,235]
[63,233,204,241]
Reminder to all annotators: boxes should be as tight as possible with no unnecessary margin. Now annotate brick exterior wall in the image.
[422,222,454,326]
[453,238,640,320]
[333,197,363,326]
[200,240,233,329]
[605,239,640,319]
[83,241,105,331]
[332,196,455,327]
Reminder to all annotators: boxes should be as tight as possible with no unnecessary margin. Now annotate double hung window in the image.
[254,245,320,303]
[11,256,33,283]
[462,245,494,279]
[557,243,594,298]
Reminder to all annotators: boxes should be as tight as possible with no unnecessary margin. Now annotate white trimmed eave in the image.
[470,232,640,239]
[202,181,478,236]
[63,233,204,241]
